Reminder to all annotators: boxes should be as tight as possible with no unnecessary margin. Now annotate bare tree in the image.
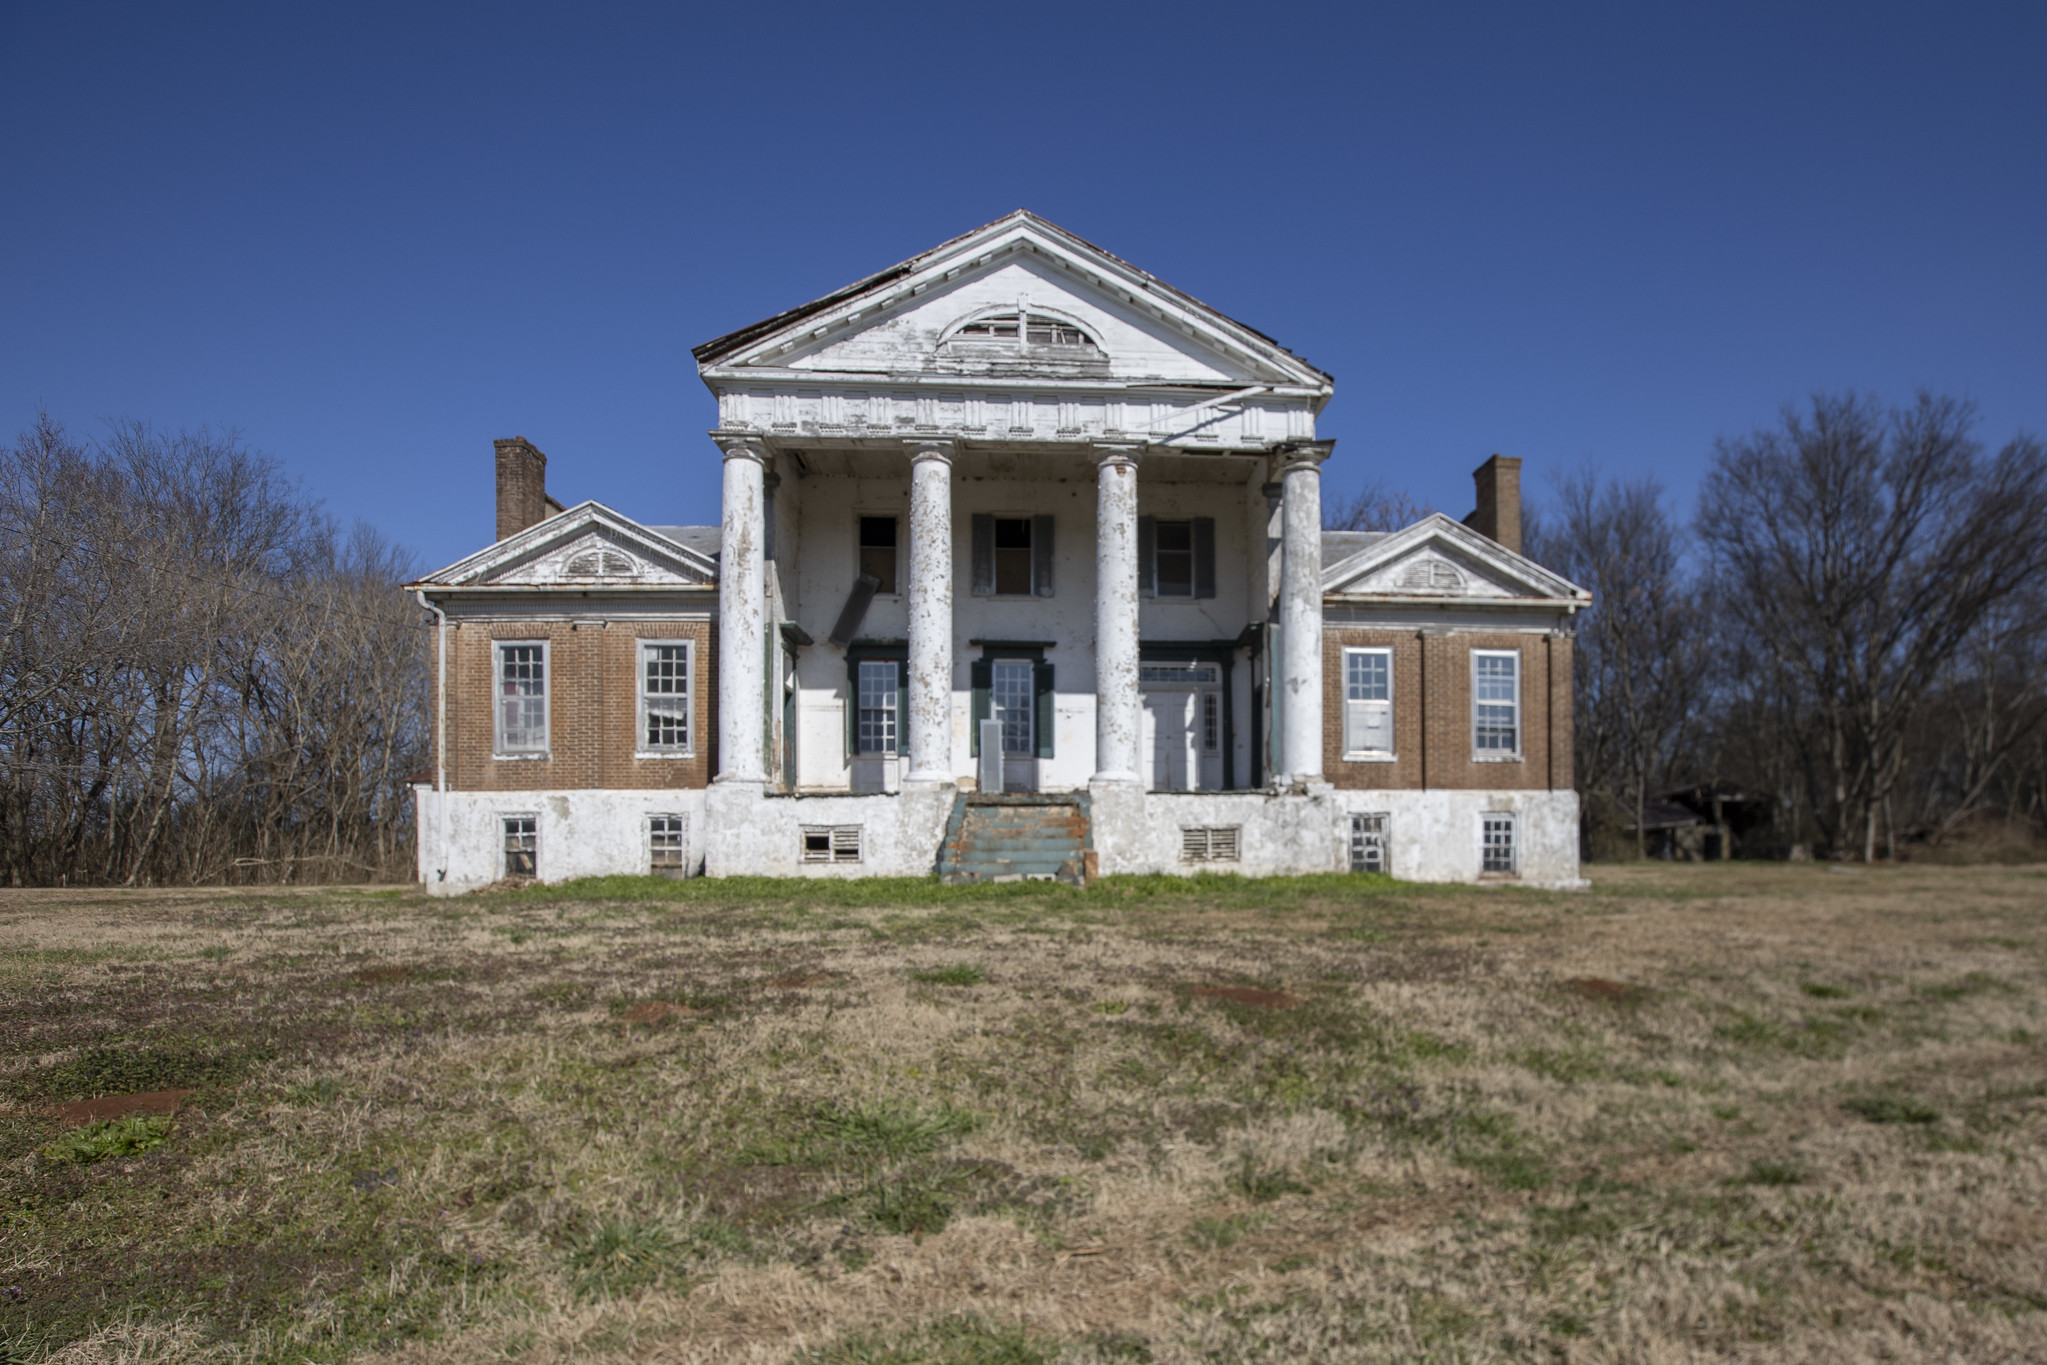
[1530,471,1704,854]
[1696,393,2047,861]
[1325,477,1433,532]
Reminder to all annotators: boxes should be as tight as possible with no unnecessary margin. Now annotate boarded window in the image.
[1343,648,1393,756]
[1181,826,1241,863]
[1350,813,1389,873]
[802,826,862,864]
[503,815,537,877]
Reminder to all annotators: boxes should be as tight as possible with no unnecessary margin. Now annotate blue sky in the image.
[3,2,2041,571]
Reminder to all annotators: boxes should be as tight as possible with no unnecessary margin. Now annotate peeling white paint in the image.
[1277,451,1326,781]
[716,440,768,783]
[1092,446,1141,783]
[905,442,956,784]
[416,788,707,895]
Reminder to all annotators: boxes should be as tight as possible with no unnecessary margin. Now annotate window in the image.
[496,643,547,755]
[994,518,1034,595]
[1139,663,1220,685]
[503,815,537,877]
[1343,647,1394,757]
[1181,826,1241,863]
[1350,813,1389,873]
[650,815,686,877]
[857,659,900,756]
[1155,520,1194,597]
[640,642,692,753]
[858,516,897,594]
[1201,692,1220,754]
[1482,814,1517,875]
[1473,651,1521,756]
[953,313,1096,348]
[802,826,862,864]
[992,660,1034,755]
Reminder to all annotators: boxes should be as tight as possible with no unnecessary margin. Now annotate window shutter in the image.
[1137,516,1156,597]
[845,654,860,756]
[1034,662,1055,758]
[969,659,992,756]
[1032,514,1055,597]
[1193,517,1216,599]
[970,514,995,597]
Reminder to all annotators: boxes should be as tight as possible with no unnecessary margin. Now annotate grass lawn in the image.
[2,862,2044,1363]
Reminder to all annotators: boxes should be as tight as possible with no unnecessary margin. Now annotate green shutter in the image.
[969,658,992,757]
[1034,663,1054,758]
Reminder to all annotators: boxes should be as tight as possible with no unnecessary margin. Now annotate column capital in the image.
[1271,439,1335,476]
[903,437,956,466]
[712,432,771,466]
[1091,440,1144,470]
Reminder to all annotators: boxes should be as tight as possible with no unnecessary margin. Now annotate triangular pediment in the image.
[1323,514,1589,604]
[694,211,1330,392]
[412,502,718,590]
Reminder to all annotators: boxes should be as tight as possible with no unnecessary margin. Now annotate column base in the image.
[1086,777,1147,876]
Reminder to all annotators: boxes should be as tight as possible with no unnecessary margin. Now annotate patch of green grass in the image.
[1845,1095,1940,1125]
[39,1113,172,1165]
[796,1314,1051,1365]
[1188,1213,1257,1250]
[566,1218,683,1296]
[909,963,986,987]
[743,1101,981,1167]
[21,1042,241,1106]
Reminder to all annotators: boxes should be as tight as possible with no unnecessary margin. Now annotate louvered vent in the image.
[565,549,637,578]
[1181,826,1241,863]
[802,826,862,864]
[1398,558,1464,592]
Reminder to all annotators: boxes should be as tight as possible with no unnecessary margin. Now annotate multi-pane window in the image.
[859,516,897,594]
[1343,647,1393,756]
[496,644,547,754]
[1482,814,1517,874]
[649,815,686,876]
[641,642,691,752]
[857,659,900,756]
[992,661,1034,755]
[1350,813,1389,874]
[1201,692,1221,754]
[993,517,1034,595]
[503,815,537,877]
[1473,651,1521,755]
[1154,520,1194,597]
[954,313,1095,348]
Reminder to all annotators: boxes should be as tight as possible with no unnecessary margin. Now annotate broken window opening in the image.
[859,516,898,594]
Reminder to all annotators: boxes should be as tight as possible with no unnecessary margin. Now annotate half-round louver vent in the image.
[564,549,637,578]
[1398,558,1465,592]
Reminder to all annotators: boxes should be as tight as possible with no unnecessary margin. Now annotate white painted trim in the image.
[1470,649,1523,763]
[1340,645,1395,762]
[635,638,697,760]
[493,640,550,759]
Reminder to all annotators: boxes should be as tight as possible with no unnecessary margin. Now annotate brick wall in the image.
[1324,628,1565,791]
[431,619,719,792]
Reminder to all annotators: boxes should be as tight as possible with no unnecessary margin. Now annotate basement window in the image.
[802,826,862,865]
[1481,814,1517,876]
[1181,826,1241,863]
[649,815,687,878]
[1350,813,1389,873]
[503,815,537,878]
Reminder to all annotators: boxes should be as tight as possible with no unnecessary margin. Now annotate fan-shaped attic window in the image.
[1399,558,1465,592]
[952,313,1097,348]
[565,549,637,578]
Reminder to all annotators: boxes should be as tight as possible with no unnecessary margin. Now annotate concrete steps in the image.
[937,793,1091,884]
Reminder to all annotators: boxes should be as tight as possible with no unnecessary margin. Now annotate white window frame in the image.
[502,813,538,878]
[1342,646,1396,761]
[855,658,901,757]
[1350,812,1390,874]
[1471,649,1522,761]
[494,641,550,758]
[648,813,687,877]
[1481,812,1518,876]
[636,639,695,758]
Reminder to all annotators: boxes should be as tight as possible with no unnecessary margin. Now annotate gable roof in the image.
[692,209,1332,393]
[409,501,719,592]
[1322,513,1590,605]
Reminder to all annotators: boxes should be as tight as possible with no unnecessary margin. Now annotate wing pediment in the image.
[1323,514,1589,605]
[413,502,718,591]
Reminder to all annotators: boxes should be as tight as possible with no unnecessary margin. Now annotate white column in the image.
[904,439,955,785]
[715,438,767,784]
[1277,443,1330,782]
[1092,443,1142,785]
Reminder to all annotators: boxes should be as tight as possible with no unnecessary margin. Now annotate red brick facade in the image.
[429,618,718,792]
[1323,628,1572,791]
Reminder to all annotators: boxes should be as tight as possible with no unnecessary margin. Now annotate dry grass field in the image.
[2,863,2044,1364]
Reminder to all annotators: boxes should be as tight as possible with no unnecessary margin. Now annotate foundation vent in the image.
[1181,826,1240,863]
[802,825,862,865]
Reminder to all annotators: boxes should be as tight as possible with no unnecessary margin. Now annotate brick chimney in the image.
[1466,454,1523,554]
[494,437,550,541]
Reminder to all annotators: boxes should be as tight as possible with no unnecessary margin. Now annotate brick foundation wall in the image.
[431,619,719,792]
[1324,628,1566,791]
